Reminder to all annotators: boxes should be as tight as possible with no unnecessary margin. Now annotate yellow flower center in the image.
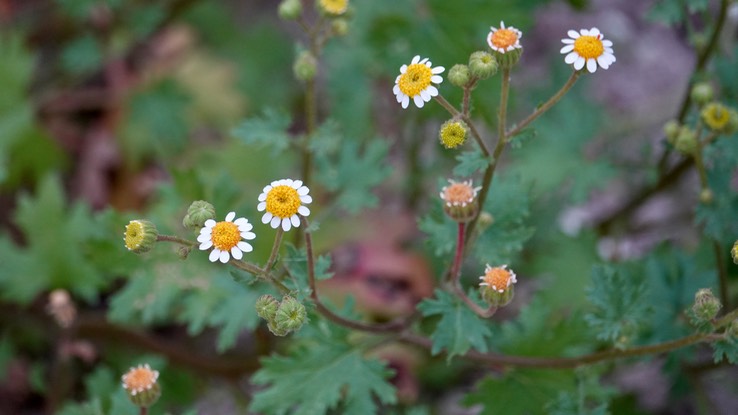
[703,104,730,129]
[573,35,604,59]
[211,221,241,251]
[319,0,348,14]
[124,221,144,250]
[398,63,433,98]
[266,185,301,219]
[123,366,157,392]
[483,267,512,291]
[442,183,475,205]
[490,28,519,49]
[440,122,467,148]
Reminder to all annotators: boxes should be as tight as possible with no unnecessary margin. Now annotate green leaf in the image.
[417,289,492,360]
[232,108,292,155]
[250,340,396,414]
[61,35,103,75]
[316,140,391,213]
[584,265,651,346]
[453,150,489,177]
[417,204,456,257]
[308,119,343,156]
[647,0,708,25]
[508,127,537,150]
[696,139,738,241]
[712,337,738,364]
[465,369,576,415]
[282,244,334,296]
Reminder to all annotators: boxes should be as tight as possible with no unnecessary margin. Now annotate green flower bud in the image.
[468,51,498,80]
[293,51,317,82]
[692,288,722,323]
[731,240,738,265]
[272,295,308,334]
[690,82,713,106]
[331,18,349,36]
[448,64,470,88]
[124,220,158,253]
[699,189,714,204]
[663,119,681,144]
[177,246,191,260]
[674,127,697,155]
[440,179,481,223]
[183,200,216,231]
[701,102,736,134]
[122,364,161,408]
[479,264,517,307]
[255,294,280,322]
[278,0,301,20]
[267,321,290,336]
[438,119,468,149]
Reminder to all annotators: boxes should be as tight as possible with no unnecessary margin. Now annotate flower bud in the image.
[293,50,318,82]
[701,102,736,134]
[331,18,349,36]
[278,0,301,20]
[46,289,76,328]
[255,294,279,322]
[183,200,216,231]
[479,264,517,307]
[690,82,713,106]
[699,189,713,204]
[468,51,498,80]
[731,240,738,265]
[440,179,481,223]
[674,127,697,155]
[663,119,680,144]
[438,119,468,149]
[272,295,308,334]
[448,64,470,88]
[692,288,721,323]
[487,22,523,70]
[122,364,161,408]
[124,220,158,253]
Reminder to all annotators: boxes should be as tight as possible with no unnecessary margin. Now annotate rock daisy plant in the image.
[120,8,738,413]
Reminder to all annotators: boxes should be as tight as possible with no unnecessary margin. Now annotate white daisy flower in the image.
[560,27,615,73]
[197,212,255,263]
[487,21,522,54]
[257,178,312,232]
[393,55,444,109]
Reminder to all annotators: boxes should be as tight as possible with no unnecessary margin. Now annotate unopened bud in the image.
[293,51,317,82]
[448,64,470,87]
[692,288,721,323]
[278,0,301,20]
[183,200,216,231]
[690,82,713,106]
[331,18,349,36]
[124,220,158,253]
[674,127,697,155]
[699,189,714,204]
[440,179,481,223]
[255,294,280,322]
[663,120,680,144]
[468,51,498,80]
[479,264,517,307]
[271,295,307,334]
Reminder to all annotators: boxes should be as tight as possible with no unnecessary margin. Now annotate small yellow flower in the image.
[479,264,517,293]
[319,0,348,15]
[561,28,615,73]
[257,179,312,231]
[198,212,255,263]
[393,55,445,109]
[487,21,522,54]
[124,220,158,253]
[439,120,468,149]
[701,102,736,133]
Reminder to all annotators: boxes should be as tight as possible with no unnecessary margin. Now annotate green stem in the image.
[264,229,284,272]
[156,235,196,247]
[506,70,580,138]
[461,114,491,157]
[448,222,465,284]
[433,94,461,117]
[140,407,148,415]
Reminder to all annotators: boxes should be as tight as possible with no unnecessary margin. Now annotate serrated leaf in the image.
[713,337,738,364]
[584,265,650,345]
[417,289,491,360]
[308,119,343,155]
[315,140,390,213]
[453,150,489,177]
[417,207,456,257]
[250,342,396,414]
[232,108,292,155]
[282,244,334,296]
[508,127,537,150]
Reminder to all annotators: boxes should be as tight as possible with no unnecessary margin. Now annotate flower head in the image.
[440,179,481,223]
[487,21,522,54]
[393,55,444,109]
[124,220,158,253]
[439,120,468,149]
[122,364,161,407]
[318,0,348,15]
[561,28,615,73]
[701,102,738,134]
[479,264,517,293]
[257,179,312,231]
[197,212,255,263]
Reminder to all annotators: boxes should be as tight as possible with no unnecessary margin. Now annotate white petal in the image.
[396,92,405,103]
[262,212,273,224]
[204,219,216,228]
[426,85,439,97]
[237,241,253,252]
[225,212,235,222]
[393,84,400,95]
[292,180,303,189]
[420,89,430,101]
[281,218,292,232]
[411,55,420,64]
[420,58,429,65]
[242,231,256,240]
[197,233,210,243]
[270,216,281,229]
[298,206,310,216]
[431,75,443,84]
[297,186,309,196]
[401,96,409,108]
[257,201,266,211]
[300,195,312,204]
[431,66,445,74]
[258,193,267,202]
[235,218,248,226]
[586,58,597,73]
[199,240,213,250]
[602,40,613,47]
[568,30,580,39]
[262,185,272,193]
[219,250,230,263]
[581,28,590,36]
[589,28,600,36]
[209,249,220,262]
[574,56,586,70]
[290,215,300,228]
[413,95,424,108]
[597,56,610,69]
[230,247,243,260]
[560,44,574,54]
[562,38,574,44]
[399,64,407,73]
[565,52,579,64]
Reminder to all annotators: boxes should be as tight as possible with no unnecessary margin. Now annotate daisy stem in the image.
[433,94,460,117]
[451,284,498,318]
[462,115,491,157]
[448,222,465,284]
[230,259,265,278]
[506,70,580,138]
[156,235,196,247]
[140,407,148,415]
[264,229,284,272]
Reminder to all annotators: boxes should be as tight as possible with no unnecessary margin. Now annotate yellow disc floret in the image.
[124,221,145,250]
[489,28,519,50]
[122,364,159,395]
[439,120,468,149]
[573,35,605,59]
[319,0,348,15]
[701,102,731,131]
[480,265,516,293]
[211,221,241,251]
[442,182,475,205]
[265,185,301,219]
[398,64,433,98]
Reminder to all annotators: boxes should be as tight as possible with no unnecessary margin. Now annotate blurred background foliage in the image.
[1,0,738,414]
